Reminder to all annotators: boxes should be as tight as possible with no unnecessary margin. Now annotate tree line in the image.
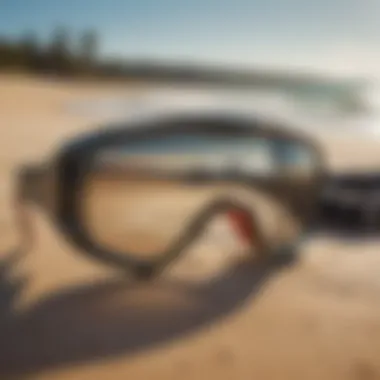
[0,27,98,76]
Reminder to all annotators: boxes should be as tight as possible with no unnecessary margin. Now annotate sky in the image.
[1,0,380,77]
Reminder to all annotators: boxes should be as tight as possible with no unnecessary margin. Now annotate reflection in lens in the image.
[79,133,313,265]
[81,173,300,262]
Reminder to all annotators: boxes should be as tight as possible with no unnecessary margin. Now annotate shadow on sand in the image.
[0,250,293,378]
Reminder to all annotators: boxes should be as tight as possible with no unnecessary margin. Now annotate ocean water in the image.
[66,81,380,138]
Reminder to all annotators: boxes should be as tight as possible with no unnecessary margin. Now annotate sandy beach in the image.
[1,74,380,380]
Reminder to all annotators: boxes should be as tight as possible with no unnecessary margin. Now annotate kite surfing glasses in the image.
[14,115,325,278]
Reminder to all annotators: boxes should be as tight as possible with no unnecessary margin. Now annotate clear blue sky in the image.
[1,0,379,75]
